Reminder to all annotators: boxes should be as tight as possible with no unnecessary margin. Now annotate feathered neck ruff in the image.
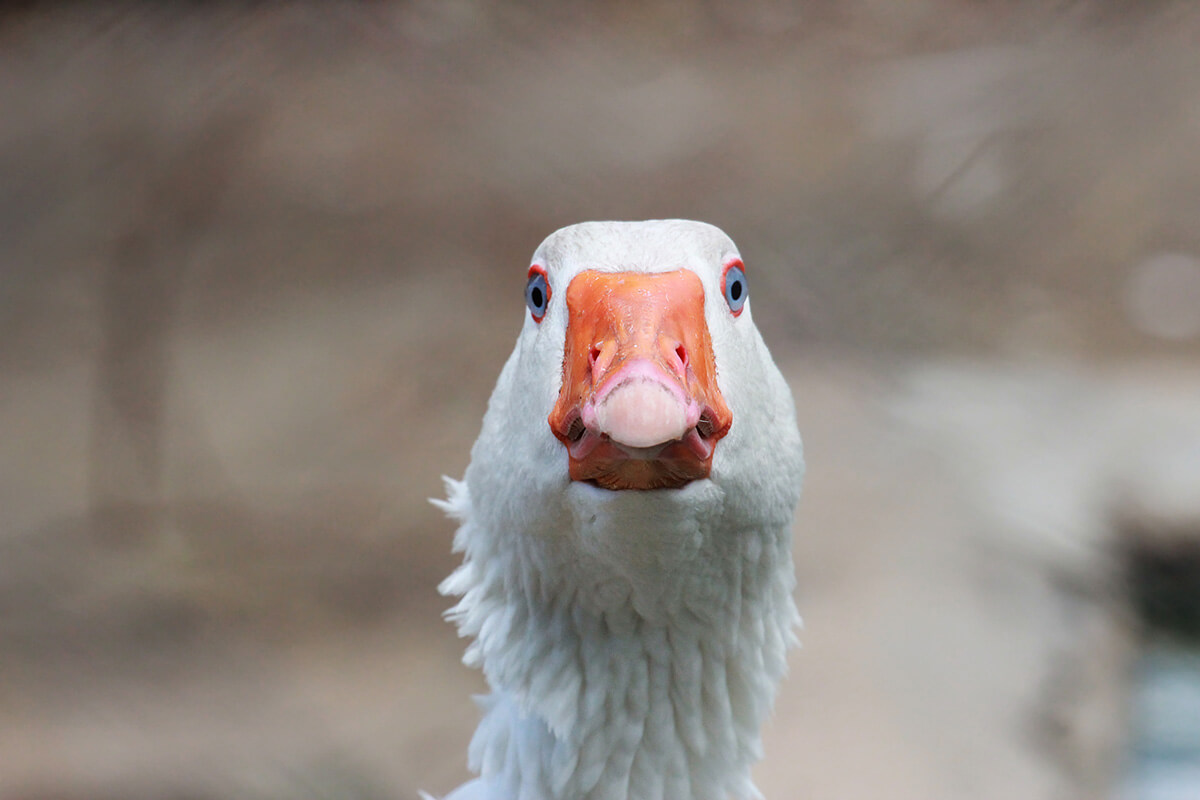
[437,477,799,800]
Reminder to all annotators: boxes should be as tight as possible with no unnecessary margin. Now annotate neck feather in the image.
[437,478,799,800]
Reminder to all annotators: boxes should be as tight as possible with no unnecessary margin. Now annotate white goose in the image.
[434,220,805,800]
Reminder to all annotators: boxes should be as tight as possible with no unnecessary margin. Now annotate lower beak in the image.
[548,269,732,490]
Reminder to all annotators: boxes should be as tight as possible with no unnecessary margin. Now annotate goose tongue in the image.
[548,269,732,491]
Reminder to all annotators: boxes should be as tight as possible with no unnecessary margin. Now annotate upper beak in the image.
[548,269,732,490]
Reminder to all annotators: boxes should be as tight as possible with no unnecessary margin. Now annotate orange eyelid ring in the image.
[721,258,747,317]
[526,264,551,322]
[547,268,733,491]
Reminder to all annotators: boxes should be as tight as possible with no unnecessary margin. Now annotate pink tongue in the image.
[595,380,689,448]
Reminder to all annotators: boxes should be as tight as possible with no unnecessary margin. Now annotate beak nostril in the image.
[675,344,688,370]
[589,346,602,375]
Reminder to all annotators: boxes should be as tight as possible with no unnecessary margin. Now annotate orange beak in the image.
[548,269,733,490]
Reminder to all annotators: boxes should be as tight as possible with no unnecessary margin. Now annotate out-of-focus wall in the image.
[2,3,1199,798]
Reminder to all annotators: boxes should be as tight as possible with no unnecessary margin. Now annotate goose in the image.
[432,220,805,800]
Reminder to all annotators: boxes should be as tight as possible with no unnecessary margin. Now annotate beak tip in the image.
[595,379,689,449]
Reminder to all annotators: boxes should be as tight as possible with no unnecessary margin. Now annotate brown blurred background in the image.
[2,2,1200,799]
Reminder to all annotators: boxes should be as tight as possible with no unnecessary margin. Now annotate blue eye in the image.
[526,267,551,322]
[723,261,747,316]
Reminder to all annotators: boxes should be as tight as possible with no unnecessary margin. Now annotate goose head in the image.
[484,218,800,504]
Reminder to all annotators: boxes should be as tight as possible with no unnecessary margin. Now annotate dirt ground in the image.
[2,3,1200,798]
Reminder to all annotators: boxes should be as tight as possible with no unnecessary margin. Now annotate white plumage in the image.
[434,220,804,800]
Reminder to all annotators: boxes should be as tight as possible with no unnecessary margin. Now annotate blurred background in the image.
[2,2,1200,798]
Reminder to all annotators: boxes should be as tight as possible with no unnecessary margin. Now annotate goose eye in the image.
[722,261,747,316]
[526,267,551,322]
